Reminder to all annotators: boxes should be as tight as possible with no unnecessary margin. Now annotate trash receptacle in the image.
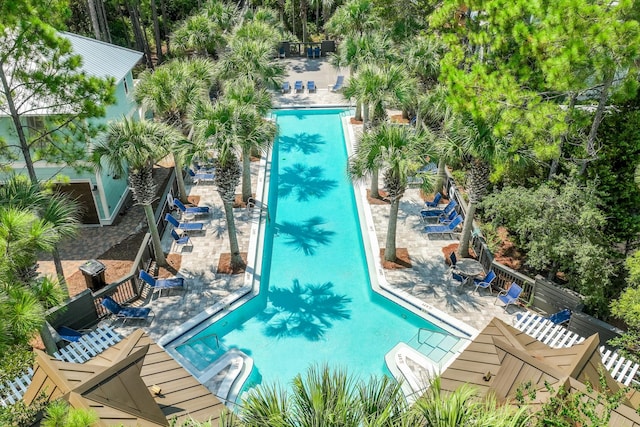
[79,259,107,291]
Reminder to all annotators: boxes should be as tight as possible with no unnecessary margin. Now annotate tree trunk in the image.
[362,102,369,130]
[385,199,400,262]
[174,156,188,203]
[549,92,577,180]
[354,102,362,122]
[97,0,112,43]
[315,1,319,28]
[127,0,154,69]
[144,203,166,266]
[160,0,170,55]
[300,0,308,43]
[87,0,102,40]
[458,201,476,257]
[0,67,38,185]
[223,201,245,270]
[52,247,69,298]
[370,167,380,199]
[119,5,133,47]
[150,0,163,63]
[435,158,446,194]
[242,149,252,203]
[581,72,614,174]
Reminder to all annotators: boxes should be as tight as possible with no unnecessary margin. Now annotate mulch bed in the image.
[380,248,412,269]
[217,252,248,275]
[350,118,363,125]
[367,189,390,205]
[441,243,476,265]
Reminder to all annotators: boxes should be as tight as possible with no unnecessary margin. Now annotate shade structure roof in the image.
[23,329,225,426]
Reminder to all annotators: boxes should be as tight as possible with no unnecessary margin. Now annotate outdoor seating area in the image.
[101,296,155,325]
[139,270,186,299]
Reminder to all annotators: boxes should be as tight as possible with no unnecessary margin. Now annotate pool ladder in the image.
[247,197,270,222]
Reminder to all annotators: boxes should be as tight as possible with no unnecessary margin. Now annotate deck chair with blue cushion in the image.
[171,229,193,252]
[101,296,154,325]
[423,215,463,235]
[57,326,85,343]
[307,81,316,93]
[282,81,290,93]
[472,270,496,295]
[420,199,457,221]
[451,270,466,285]
[314,46,320,57]
[548,308,572,325]
[331,75,345,92]
[188,168,215,184]
[279,46,286,58]
[165,213,205,231]
[294,81,304,93]
[174,198,209,216]
[307,47,313,58]
[495,283,523,311]
[438,209,458,225]
[424,192,442,208]
[139,270,185,299]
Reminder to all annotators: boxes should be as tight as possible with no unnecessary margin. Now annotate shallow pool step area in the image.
[385,342,439,404]
[197,348,253,407]
[406,328,467,367]
[176,337,226,371]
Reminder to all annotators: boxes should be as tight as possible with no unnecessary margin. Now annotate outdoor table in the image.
[455,258,485,286]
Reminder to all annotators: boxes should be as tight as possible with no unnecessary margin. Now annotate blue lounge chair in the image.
[515,308,572,327]
[307,47,313,58]
[314,46,320,57]
[57,326,84,343]
[438,209,458,225]
[282,81,290,93]
[449,252,458,269]
[174,198,209,216]
[472,270,496,295]
[420,199,457,221]
[294,81,304,93]
[188,168,215,184]
[307,81,316,93]
[424,192,442,208]
[101,296,154,325]
[331,75,345,92]
[139,270,185,299]
[171,229,193,252]
[495,283,523,311]
[165,213,205,231]
[423,215,463,234]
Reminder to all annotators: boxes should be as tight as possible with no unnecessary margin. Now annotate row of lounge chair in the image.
[281,75,345,94]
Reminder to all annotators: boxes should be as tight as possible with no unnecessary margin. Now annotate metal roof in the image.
[61,32,143,82]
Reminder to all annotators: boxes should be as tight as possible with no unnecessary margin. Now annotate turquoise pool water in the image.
[174,109,458,395]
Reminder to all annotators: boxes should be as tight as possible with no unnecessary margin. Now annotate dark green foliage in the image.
[481,177,612,312]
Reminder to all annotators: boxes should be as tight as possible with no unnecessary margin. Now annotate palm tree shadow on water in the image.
[279,164,338,202]
[275,216,335,255]
[278,132,325,155]
[256,279,352,341]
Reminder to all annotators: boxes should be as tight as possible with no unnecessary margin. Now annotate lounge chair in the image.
[171,229,193,252]
[279,46,285,58]
[424,192,442,208]
[101,296,154,325]
[307,81,316,93]
[56,326,85,343]
[495,283,522,311]
[188,168,215,184]
[472,270,496,295]
[165,213,205,231]
[420,199,457,221]
[449,252,458,270]
[514,308,572,327]
[174,198,209,216]
[294,81,304,93]
[282,81,290,93]
[314,46,320,57]
[423,215,463,235]
[331,75,345,92]
[438,209,458,225]
[307,47,313,58]
[139,270,185,299]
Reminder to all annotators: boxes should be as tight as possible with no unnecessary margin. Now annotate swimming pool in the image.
[171,109,461,397]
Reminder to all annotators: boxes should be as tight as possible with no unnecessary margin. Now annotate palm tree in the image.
[440,116,509,258]
[411,377,532,427]
[191,100,258,270]
[344,63,416,199]
[224,364,409,426]
[135,57,217,203]
[0,175,80,293]
[216,37,286,90]
[92,118,183,267]
[223,78,277,202]
[351,123,430,262]
[331,32,395,121]
[324,0,379,38]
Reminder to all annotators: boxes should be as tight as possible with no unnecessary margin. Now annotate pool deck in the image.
[52,57,523,362]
